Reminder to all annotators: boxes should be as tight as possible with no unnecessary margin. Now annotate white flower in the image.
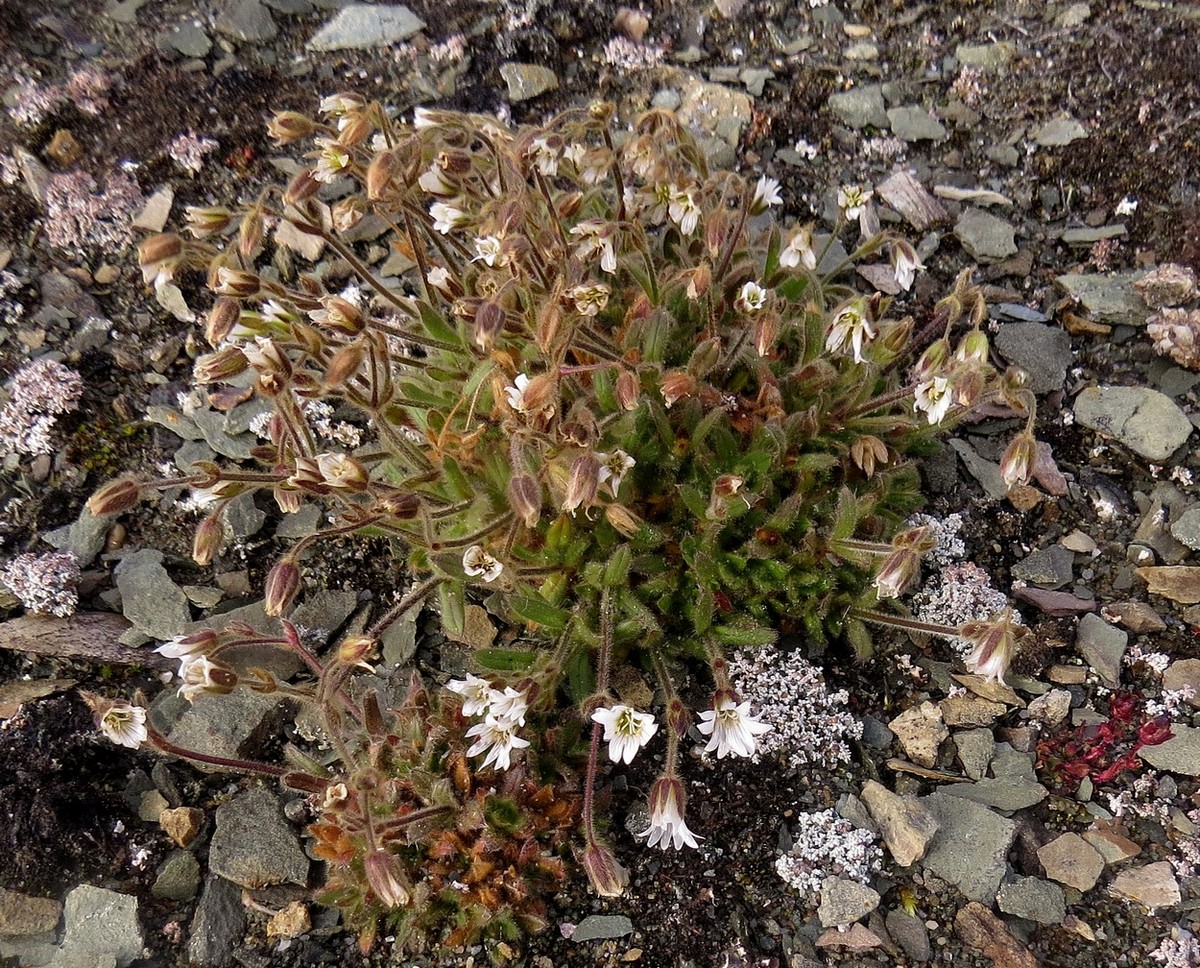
[668,186,701,235]
[412,107,437,129]
[429,201,467,235]
[1115,196,1138,216]
[155,636,205,665]
[569,220,617,274]
[487,686,529,726]
[914,376,952,425]
[825,303,877,363]
[313,138,351,183]
[566,283,611,317]
[462,544,502,583]
[529,136,559,176]
[779,227,817,270]
[447,674,494,717]
[641,777,702,851]
[418,163,454,196]
[591,705,659,764]
[751,175,783,213]
[178,654,222,702]
[837,184,872,221]
[323,782,349,809]
[735,281,768,314]
[696,697,772,759]
[504,372,531,412]
[99,701,148,749]
[319,93,364,118]
[472,235,506,267]
[890,242,924,292]
[562,142,587,167]
[426,265,454,295]
[466,716,530,771]
[596,449,635,495]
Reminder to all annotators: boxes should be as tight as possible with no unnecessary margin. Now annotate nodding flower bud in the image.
[314,295,365,336]
[579,842,629,899]
[283,168,321,207]
[264,558,302,616]
[364,850,411,908]
[331,196,366,234]
[212,266,260,299]
[205,297,240,347]
[378,490,420,519]
[185,206,233,239]
[562,453,600,517]
[192,511,225,566]
[138,232,183,269]
[754,312,780,357]
[473,299,506,352]
[337,635,376,666]
[956,329,990,366]
[323,342,365,389]
[238,206,265,261]
[959,608,1027,685]
[850,435,889,478]
[194,346,249,383]
[1000,432,1036,488]
[687,337,722,378]
[616,370,640,411]
[873,526,933,600]
[366,149,400,200]
[267,110,317,145]
[86,477,142,517]
[685,263,712,301]
[556,191,583,220]
[913,337,951,383]
[508,473,543,528]
[660,371,695,409]
[604,503,644,538]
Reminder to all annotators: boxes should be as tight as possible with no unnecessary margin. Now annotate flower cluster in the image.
[775,807,881,897]
[1,551,80,617]
[449,674,531,771]
[0,357,84,458]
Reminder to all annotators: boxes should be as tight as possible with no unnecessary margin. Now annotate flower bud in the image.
[264,558,302,616]
[238,206,265,261]
[366,149,399,200]
[563,453,600,517]
[192,511,225,566]
[508,473,542,528]
[556,191,584,220]
[660,371,695,409]
[535,299,562,354]
[331,196,366,234]
[267,110,317,145]
[205,296,240,347]
[316,452,369,491]
[849,435,889,478]
[473,299,506,352]
[194,346,248,383]
[378,491,420,519]
[604,503,643,538]
[283,168,321,206]
[365,850,410,907]
[959,609,1027,685]
[616,370,640,411]
[956,329,990,366]
[212,266,260,298]
[754,312,779,357]
[315,295,365,336]
[687,337,722,378]
[578,842,629,898]
[324,342,365,389]
[86,477,142,517]
[338,113,371,147]
[1000,431,1036,488]
[913,337,951,382]
[274,485,302,514]
[185,206,233,239]
[337,635,376,665]
[138,232,183,269]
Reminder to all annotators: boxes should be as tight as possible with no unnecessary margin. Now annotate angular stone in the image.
[943,777,1047,812]
[266,901,310,940]
[0,889,61,936]
[887,105,946,142]
[152,850,201,901]
[52,886,142,968]
[1163,659,1200,707]
[1076,613,1127,687]
[499,63,559,103]
[995,322,1073,394]
[1063,225,1126,246]
[1171,509,1200,551]
[997,877,1066,924]
[677,76,752,147]
[1033,116,1088,146]
[1037,832,1104,891]
[921,793,1016,904]
[114,549,191,641]
[1056,272,1150,327]
[940,694,1007,727]
[208,787,308,889]
[819,877,880,928]
[955,42,1016,70]
[889,701,948,768]
[1137,724,1200,776]
[166,690,289,773]
[827,83,888,129]
[1027,689,1071,727]
[955,208,1017,263]
[1110,861,1181,911]
[875,169,949,230]
[215,0,277,42]
[307,4,425,50]
[885,908,931,961]
[1074,386,1192,462]
[815,923,883,951]
[132,186,174,232]
[860,780,938,867]
[162,21,211,58]
[954,728,995,780]
[188,875,243,968]
[572,915,633,941]
[1082,823,1140,865]
[1137,566,1200,605]
[160,807,204,848]
[955,901,1039,968]
[1134,263,1197,309]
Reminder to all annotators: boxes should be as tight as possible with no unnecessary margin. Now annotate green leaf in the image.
[776,275,809,302]
[642,311,672,364]
[510,592,571,632]
[566,646,595,703]
[603,544,632,588]
[712,618,778,648]
[441,456,474,501]
[439,581,465,638]
[418,302,465,348]
[475,648,537,671]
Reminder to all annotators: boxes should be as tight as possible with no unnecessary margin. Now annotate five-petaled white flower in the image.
[696,697,772,759]
[418,163,454,196]
[472,235,507,268]
[504,372,532,413]
[668,186,701,235]
[641,777,702,850]
[735,281,768,314]
[178,654,223,703]
[465,716,531,771]
[426,265,454,296]
[529,136,560,177]
[570,220,617,274]
[779,227,817,270]
[914,376,953,425]
[462,544,503,583]
[313,138,351,183]
[825,302,877,363]
[447,674,495,717]
[750,175,783,213]
[155,636,207,678]
[429,201,467,235]
[98,701,148,750]
[591,704,659,764]
[890,241,924,292]
[596,449,635,495]
[487,686,529,726]
[567,283,610,317]
[837,184,873,221]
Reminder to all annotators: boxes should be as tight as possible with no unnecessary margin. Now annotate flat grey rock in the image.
[42,506,110,568]
[1170,508,1200,551]
[307,4,424,50]
[818,877,880,928]
[1138,724,1200,776]
[1163,659,1200,708]
[1062,224,1126,245]
[1012,544,1074,589]
[1077,613,1127,687]
[949,439,1009,500]
[860,781,937,867]
[997,877,1066,924]
[499,62,559,103]
[887,105,946,141]
[50,886,141,968]
[152,850,201,901]
[188,875,243,968]
[941,776,1047,812]
[953,728,995,781]
[885,908,931,961]
[215,0,277,42]
[1034,116,1088,146]
[208,787,309,889]
[827,83,888,129]
[1056,272,1150,327]
[994,321,1072,394]
[955,42,1016,70]
[161,22,212,58]
[165,689,290,773]
[572,914,634,941]
[955,208,1017,263]
[1073,385,1192,461]
[920,792,1015,904]
[114,549,191,641]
